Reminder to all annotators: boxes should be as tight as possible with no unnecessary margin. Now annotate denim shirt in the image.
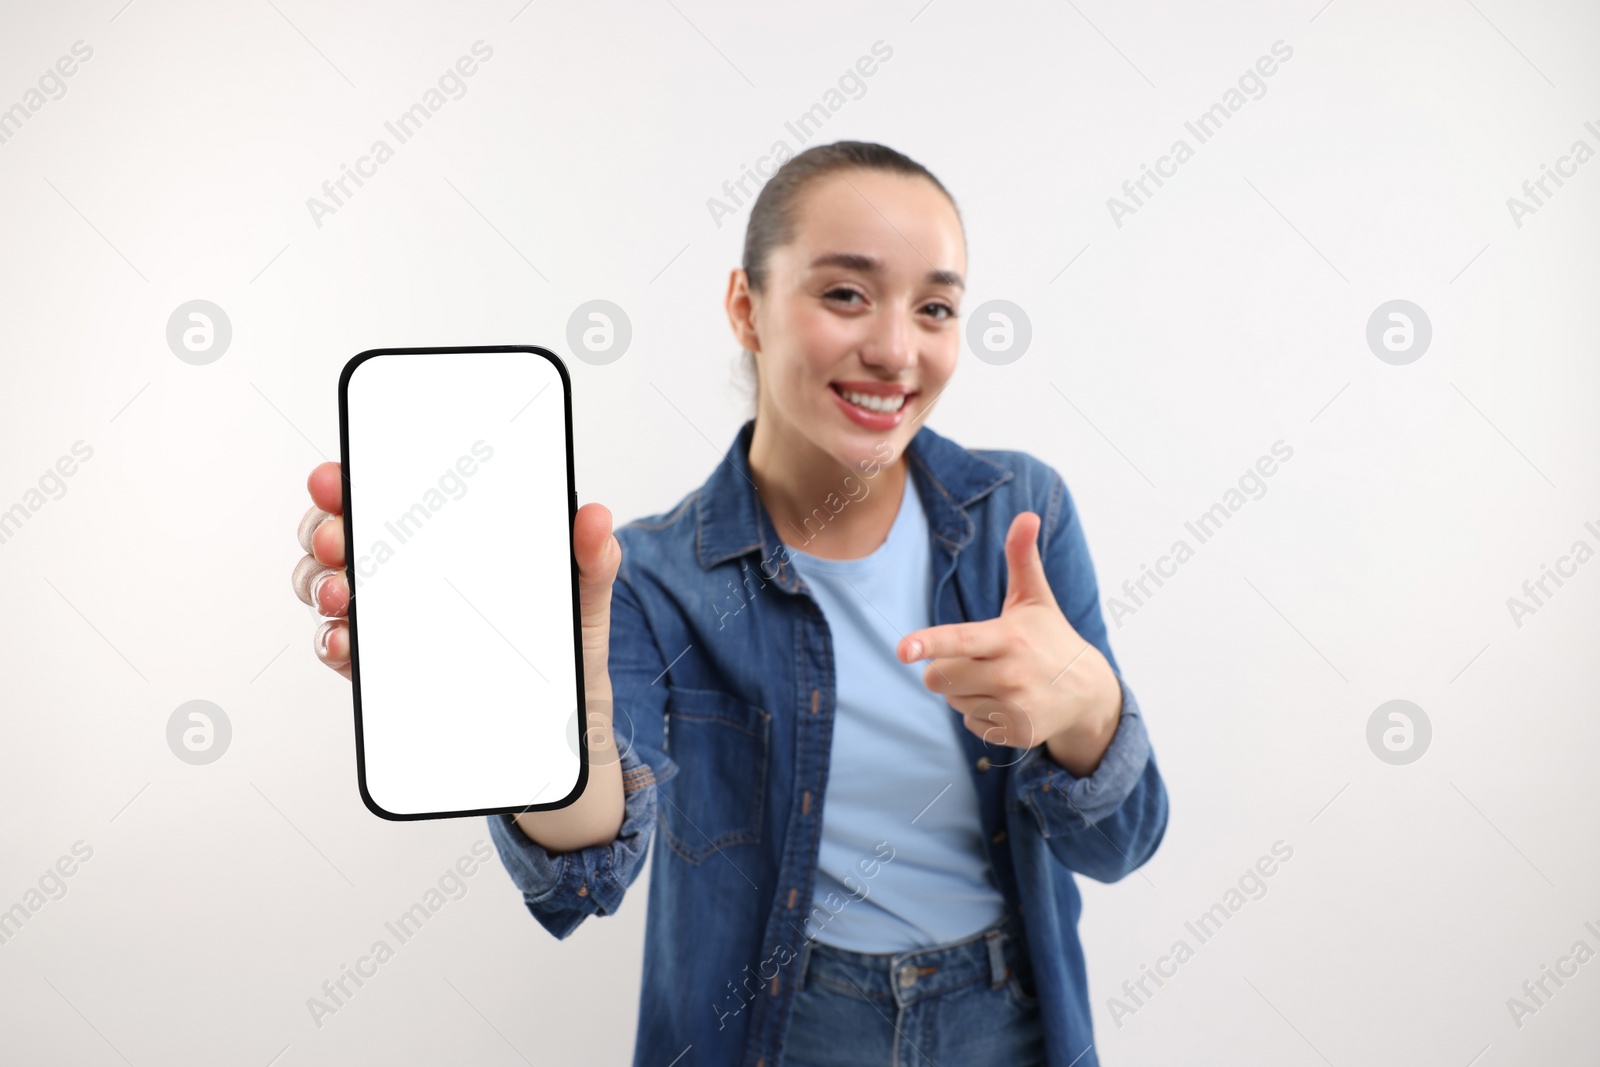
[488,417,1170,1067]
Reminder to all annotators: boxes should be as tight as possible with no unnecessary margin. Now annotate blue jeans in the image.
[780,912,1046,1067]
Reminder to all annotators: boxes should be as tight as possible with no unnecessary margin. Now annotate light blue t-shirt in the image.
[787,471,1008,952]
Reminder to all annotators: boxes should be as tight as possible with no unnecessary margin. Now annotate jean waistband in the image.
[794,912,1022,1008]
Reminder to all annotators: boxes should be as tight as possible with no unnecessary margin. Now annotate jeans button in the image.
[897,964,918,989]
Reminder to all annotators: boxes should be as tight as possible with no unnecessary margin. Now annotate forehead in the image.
[781,169,966,277]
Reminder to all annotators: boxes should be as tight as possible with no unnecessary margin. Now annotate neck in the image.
[747,415,908,561]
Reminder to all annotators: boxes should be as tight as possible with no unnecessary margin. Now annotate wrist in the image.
[1043,681,1122,776]
[581,703,619,767]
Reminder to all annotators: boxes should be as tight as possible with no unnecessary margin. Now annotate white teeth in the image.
[838,388,907,413]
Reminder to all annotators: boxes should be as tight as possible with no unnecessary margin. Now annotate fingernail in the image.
[906,639,922,660]
[316,621,334,656]
[312,571,336,613]
[299,508,328,553]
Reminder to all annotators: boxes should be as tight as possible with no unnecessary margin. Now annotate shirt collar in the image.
[695,418,1014,577]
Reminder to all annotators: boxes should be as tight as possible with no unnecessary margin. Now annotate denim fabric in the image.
[487,417,1170,1067]
[783,912,1047,1067]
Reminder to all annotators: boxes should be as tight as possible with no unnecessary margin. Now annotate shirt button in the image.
[897,964,919,989]
[975,756,991,773]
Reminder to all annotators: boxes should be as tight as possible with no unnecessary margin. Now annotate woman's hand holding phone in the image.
[290,461,627,850]
[292,462,355,678]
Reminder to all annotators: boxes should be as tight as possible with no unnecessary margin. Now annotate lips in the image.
[828,381,918,429]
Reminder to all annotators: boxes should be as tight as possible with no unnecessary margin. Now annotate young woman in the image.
[292,141,1168,1067]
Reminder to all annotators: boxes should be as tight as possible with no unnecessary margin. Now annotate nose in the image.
[861,305,915,376]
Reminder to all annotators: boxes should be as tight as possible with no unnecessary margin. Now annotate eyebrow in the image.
[808,252,964,291]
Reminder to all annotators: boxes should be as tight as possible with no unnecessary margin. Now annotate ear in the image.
[725,267,762,354]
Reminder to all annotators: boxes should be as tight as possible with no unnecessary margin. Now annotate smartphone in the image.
[337,345,586,820]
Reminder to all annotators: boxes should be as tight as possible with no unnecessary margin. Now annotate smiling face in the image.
[729,167,967,476]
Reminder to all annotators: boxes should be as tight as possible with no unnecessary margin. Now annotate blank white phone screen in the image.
[342,350,581,818]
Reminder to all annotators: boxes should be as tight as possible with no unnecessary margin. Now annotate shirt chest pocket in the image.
[659,685,770,865]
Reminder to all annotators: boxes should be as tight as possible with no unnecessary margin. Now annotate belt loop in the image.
[987,929,1008,989]
[795,937,816,993]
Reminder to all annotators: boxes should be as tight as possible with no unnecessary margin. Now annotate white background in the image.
[0,1,1595,1064]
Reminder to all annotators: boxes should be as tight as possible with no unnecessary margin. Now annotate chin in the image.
[825,424,906,472]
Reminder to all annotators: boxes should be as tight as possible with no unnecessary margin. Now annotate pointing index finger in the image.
[898,621,1005,663]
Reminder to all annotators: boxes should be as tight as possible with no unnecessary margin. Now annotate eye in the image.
[824,286,865,305]
[923,301,957,321]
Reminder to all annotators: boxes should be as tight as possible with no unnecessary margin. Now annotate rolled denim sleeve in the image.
[1010,675,1167,883]
[487,739,672,940]
[1013,673,1149,829]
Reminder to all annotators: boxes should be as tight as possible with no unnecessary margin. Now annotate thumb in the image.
[573,501,621,684]
[1002,511,1057,612]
